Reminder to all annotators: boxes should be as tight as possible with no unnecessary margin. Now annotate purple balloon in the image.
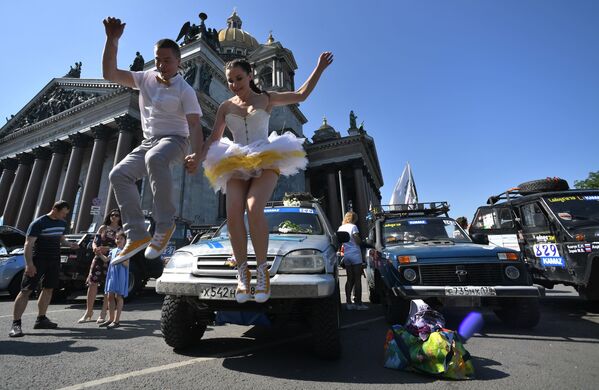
[458,311,484,341]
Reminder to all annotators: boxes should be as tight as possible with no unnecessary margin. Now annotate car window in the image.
[521,203,548,228]
[213,207,323,238]
[472,207,513,230]
[383,218,471,244]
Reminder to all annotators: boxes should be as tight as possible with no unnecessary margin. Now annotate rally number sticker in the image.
[533,244,559,258]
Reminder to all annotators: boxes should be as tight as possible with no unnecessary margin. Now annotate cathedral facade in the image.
[0,11,382,233]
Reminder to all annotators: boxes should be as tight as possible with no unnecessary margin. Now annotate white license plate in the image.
[60,255,68,263]
[445,286,497,296]
[199,286,255,300]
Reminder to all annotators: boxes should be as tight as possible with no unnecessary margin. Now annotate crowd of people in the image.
[8,15,333,337]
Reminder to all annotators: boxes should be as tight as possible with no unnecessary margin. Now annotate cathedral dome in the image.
[218,11,259,54]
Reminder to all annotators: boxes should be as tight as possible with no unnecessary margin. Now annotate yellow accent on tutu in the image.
[205,149,305,186]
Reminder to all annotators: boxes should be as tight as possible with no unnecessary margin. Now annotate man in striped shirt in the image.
[9,201,79,338]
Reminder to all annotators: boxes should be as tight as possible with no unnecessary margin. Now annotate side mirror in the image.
[336,231,350,244]
[471,233,489,245]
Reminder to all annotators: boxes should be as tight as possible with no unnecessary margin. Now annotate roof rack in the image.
[265,200,318,208]
[370,202,450,219]
[486,188,526,205]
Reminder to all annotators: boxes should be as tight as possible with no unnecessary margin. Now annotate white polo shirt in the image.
[131,70,203,139]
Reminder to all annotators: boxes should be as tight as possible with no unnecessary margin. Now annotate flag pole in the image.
[338,170,346,217]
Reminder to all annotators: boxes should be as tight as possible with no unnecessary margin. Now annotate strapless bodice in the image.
[225,108,270,146]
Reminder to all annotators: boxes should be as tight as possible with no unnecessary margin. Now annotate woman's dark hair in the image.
[154,38,181,60]
[102,209,123,227]
[225,59,266,95]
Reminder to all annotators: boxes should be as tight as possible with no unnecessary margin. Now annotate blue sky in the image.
[1,0,598,221]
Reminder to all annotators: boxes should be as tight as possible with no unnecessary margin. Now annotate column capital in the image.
[16,152,34,165]
[0,158,19,171]
[91,124,114,140]
[32,147,52,160]
[49,140,70,154]
[114,115,140,133]
[69,132,92,148]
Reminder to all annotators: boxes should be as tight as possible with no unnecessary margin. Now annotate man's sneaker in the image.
[33,317,58,329]
[145,224,176,259]
[9,323,24,337]
[355,303,369,311]
[235,262,251,304]
[345,303,356,311]
[254,262,271,303]
[112,237,151,264]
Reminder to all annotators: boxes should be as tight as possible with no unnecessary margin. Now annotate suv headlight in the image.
[164,251,194,270]
[279,249,325,273]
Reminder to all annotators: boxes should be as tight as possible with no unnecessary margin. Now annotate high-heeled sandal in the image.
[77,314,93,323]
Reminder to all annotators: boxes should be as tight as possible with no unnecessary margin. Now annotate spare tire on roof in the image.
[517,177,569,193]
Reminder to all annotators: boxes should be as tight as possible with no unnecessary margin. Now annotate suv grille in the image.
[194,256,275,278]
[418,263,504,286]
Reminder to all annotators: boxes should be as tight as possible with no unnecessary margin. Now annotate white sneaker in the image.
[144,224,175,259]
[355,303,369,311]
[346,303,356,311]
[235,262,251,304]
[254,263,271,303]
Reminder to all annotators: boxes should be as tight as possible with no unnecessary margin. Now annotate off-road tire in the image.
[494,298,540,328]
[518,178,569,193]
[578,258,599,301]
[8,271,23,299]
[310,289,341,360]
[381,285,410,324]
[161,295,208,349]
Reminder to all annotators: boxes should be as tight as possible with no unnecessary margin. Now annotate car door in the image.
[469,206,519,250]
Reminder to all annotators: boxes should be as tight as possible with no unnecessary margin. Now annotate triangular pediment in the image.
[0,78,124,139]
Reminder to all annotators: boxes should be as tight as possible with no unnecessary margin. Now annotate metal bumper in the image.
[155,272,336,299]
[392,285,545,298]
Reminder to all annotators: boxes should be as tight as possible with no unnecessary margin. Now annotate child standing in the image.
[98,232,128,328]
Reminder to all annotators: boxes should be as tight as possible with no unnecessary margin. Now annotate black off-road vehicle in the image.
[469,178,599,300]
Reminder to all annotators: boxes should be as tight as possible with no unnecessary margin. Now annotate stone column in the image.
[2,153,34,227]
[0,158,19,210]
[353,164,369,236]
[60,133,92,226]
[16,148,52,231]
[327,170,341,230]
[75,125,112,233]
[104,115,137,216]
[37,141,70,217]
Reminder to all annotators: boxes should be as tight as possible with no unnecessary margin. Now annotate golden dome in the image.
[218,11,259,52]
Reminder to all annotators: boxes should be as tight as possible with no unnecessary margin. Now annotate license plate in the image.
[60,255,68,263]
[445,286,497,296]
[199,286,256,300]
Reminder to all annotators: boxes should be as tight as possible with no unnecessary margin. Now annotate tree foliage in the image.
[574,171,599,189]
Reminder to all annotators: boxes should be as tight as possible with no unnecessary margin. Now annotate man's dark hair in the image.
[52,200,70,211]
[154,39,181,59]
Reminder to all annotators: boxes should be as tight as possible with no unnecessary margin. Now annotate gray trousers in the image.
[109,136,188,240]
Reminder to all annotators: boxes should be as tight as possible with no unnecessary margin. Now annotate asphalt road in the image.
[1,275,598,390]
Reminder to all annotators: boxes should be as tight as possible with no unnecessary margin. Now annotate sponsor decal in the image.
[583,195,599,201]
[547,196,579,203]
[443,219,453,225]
[557,212,572,221]
[533,244,559,257]
[584,243,592,252]
[384,223,402,228]
[202,241,224,249]
[593,242,599,251]
[264,207,317,214]
[534,235,556,243]
[408,220,427,225]
[541,257,565,268]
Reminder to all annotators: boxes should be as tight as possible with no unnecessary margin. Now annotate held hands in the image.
[184,153,204,175]
[316,52,334,72]
[103,17,126,40]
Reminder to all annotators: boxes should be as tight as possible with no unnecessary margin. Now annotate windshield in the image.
[544,194,599,227]
[383,218,471,245]
[212,207,323,238]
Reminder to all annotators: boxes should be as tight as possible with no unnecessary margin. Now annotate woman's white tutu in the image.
[203,131,307,193]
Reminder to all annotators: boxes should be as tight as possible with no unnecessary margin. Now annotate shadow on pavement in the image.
[0,339,97,356]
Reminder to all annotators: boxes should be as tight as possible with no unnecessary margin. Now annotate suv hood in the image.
[0,225,26,248]
[385,242,512,259]
[183,234,330,257]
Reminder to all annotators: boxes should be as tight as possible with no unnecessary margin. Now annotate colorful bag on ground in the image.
[383,324,475,380]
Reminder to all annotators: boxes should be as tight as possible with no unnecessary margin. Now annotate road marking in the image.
[56,315,385,390]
